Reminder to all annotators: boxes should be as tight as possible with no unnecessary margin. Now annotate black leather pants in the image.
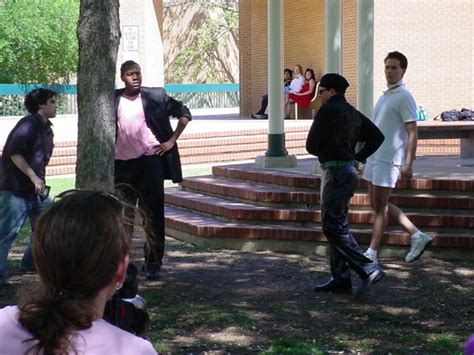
[320,165,378,281]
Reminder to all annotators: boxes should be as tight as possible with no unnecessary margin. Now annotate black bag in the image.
[103,263,150,336]
[441,110,459,121]
[458,108,474,121]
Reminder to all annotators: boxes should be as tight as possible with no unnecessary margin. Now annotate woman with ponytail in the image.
[0,190,157,354]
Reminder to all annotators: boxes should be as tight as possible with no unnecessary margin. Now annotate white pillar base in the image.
[255,155,297,168]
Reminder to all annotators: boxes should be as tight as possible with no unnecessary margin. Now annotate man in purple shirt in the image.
[0,88,57,282]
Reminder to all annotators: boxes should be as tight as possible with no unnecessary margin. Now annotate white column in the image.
[357,0,374,117]
[255,0,296,168]
[325,0,342,73]
[267,0,284,135]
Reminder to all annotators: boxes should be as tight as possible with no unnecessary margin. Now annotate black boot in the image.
[313,278,352,293]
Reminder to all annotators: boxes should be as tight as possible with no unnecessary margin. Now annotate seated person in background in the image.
[251,68,293,119]
[284,64,305,118]
[284,64,305,94]
[0,190,157,355]
[285,68,317,118]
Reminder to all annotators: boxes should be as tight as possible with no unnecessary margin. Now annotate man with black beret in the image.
[306,73,385,298]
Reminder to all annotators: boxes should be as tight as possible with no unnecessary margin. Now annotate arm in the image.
[401,121,417,179]
[306,107,326,156]
[295,79,315,96]
[10,154,44,194]
[156,116,190,156]
[354,114,385,162]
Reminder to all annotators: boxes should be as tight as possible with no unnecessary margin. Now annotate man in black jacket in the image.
[115,60,191,280]
[306,73,385,298]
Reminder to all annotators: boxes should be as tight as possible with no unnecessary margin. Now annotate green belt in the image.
[320,160,355,170]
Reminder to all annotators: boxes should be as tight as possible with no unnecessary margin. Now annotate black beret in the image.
[319,73,350,93]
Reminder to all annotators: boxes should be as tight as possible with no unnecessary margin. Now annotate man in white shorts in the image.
[362,51,432,263]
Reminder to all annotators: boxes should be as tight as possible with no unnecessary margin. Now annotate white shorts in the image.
[362,160,401,188]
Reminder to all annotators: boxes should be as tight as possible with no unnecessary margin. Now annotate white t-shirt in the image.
[288,74,305,93]
[0,305,157,355]
[368,84,417,165]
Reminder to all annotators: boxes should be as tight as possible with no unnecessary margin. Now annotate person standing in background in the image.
[362,51,432,264]
[0,88,57,282]
[114,60,192,280]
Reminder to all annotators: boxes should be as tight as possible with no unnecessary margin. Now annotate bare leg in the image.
[387,203,418,235]
[368,183,391,251]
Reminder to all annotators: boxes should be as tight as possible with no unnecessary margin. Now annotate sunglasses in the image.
[54,189,124,205]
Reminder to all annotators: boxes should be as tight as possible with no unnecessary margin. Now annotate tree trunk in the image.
[76,0,120,190]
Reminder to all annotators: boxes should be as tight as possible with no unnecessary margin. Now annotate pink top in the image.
[115,94,160,161]
[0,305,157,355]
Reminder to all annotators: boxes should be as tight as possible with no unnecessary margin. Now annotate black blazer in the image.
[115,87,192,183]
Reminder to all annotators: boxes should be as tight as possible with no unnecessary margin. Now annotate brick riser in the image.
[212,165,474,191]
[165,188,474,229]
[164,207,473,249]
[180,176,474,209]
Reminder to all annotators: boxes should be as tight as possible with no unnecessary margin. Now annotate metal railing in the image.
[0,83,239,117]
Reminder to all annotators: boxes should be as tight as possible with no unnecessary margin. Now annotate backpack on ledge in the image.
[440,110,459,121]
[458,108,474,121]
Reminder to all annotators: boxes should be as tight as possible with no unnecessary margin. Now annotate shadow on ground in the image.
[1,237,473,354]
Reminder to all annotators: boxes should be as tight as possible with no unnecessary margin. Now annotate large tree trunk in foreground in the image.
[76,0,120,190]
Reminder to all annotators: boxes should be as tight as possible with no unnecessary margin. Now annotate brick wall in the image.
[239,0,325,117]
[240,0,473,119]
[374,0,473,118]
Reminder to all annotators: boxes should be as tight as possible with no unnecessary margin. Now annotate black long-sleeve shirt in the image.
[306,94,384,163]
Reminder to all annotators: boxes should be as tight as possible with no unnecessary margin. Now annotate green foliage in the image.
[0,0,79,84]
[168,0,238,83]
[263,339,325,355]
[429,333,462,353]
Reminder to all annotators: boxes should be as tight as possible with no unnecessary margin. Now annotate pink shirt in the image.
[0,305,157,355]
[115,94,160,161]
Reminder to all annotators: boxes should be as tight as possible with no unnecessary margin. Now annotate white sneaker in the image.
[363,251,378,264]
[405,232,432,263]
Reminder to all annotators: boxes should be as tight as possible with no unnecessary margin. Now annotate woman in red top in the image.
[285,68,317,118]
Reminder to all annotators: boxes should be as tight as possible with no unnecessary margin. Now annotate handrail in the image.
[0,84,77,95]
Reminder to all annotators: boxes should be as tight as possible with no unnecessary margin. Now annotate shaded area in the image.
[1,236,473,354]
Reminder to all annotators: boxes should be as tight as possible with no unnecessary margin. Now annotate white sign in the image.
[123,26,139,51]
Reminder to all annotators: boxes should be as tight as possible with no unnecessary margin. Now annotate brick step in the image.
[178,131,308,148]
[212,161,474,191]
[165,187,474,228]
[180,176,474,209]
[164,206,474,250]
[46,164,76,176]
[47,136,460,158]
[48,155,76,166]
[179,139,306,157]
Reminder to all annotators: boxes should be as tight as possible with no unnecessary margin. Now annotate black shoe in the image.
[354,268,385,299]
[313,278,352,293]
[142,265,160,281]
[145,270,160,280]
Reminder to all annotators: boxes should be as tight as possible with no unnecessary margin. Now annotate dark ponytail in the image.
[18,290,96,355]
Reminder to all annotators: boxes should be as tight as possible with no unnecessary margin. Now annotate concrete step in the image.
[180,175,474,210]
[165,187,474,229]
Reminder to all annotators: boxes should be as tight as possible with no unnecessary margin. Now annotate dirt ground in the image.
[1,237,473,354]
